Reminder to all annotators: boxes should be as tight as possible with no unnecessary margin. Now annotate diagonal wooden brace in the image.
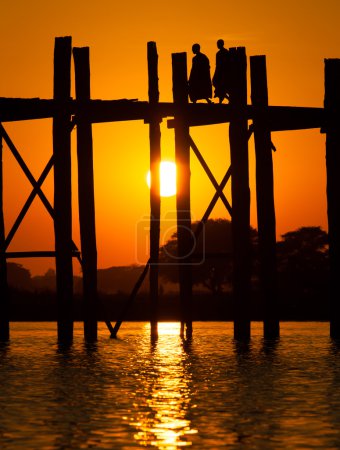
[194,166,232,240]
[189,135,232,215]
[0,123,82,264]
[5,155,54,248]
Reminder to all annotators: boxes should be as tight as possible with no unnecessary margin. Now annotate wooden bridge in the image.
[0,36,339,342]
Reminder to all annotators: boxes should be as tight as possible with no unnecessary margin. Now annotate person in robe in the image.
[188,43,212,103]
[212,39,230,103]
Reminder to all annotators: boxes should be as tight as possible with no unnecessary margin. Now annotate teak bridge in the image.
[0,36,339,343]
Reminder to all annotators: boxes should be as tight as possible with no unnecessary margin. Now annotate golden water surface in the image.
[1,322,340,449]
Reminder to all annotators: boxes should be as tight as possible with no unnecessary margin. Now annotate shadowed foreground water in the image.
[1,322,340,449]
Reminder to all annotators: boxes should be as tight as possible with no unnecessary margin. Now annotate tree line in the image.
[6,219,330,320]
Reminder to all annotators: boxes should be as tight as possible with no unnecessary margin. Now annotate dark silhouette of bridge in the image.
[0,37,339,343]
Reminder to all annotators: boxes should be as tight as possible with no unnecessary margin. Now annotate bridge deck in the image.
[0,97,324,131]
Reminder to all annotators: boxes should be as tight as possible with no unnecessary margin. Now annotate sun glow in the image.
[132,322,197,448]
[147,161,177,197]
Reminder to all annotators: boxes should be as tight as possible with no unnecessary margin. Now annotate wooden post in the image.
[229,47,251,340]
[172,53,193,338]
[324,59,340,338]
[73,47,98,342]
[0,136,9,341]
[250,55,279,339]
[147,41,161,339]
[53,36,73,342]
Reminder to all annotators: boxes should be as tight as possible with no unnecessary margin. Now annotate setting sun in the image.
[146,161,177,197]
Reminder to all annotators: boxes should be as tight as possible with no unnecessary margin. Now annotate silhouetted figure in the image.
[212,39,230,103]
[188,43,212,103]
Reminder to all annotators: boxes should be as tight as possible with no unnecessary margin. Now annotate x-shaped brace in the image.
[188,135,232,239]
[0,123,81,264]
[189,124,259,240]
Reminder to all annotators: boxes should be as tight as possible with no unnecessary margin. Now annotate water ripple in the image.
[1,322,340,449]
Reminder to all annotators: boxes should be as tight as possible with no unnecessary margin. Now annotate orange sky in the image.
[1,1,339,275]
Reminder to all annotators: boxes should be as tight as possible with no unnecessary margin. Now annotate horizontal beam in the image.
[6,251,80,258]
[0,98,56,122]
[0,97,153,123]
[191,252,232,259]
[266,105,325,132]
[0,97,325,131]
[81,99,150,123]
[168,105,325,131]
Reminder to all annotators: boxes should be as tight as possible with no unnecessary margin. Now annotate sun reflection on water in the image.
[130,323,197,448]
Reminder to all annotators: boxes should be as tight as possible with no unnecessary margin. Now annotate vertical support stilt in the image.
[250,55,279,339]
[53,36,73,343]
[147,42,161,339]
[73,47,98,342]
[229,47,251,340]
[0,135,9,341]
[172,52,193,339]
[324,59,340,339]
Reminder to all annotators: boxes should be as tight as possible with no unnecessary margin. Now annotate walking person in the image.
[212,39,230,103]
[188,43,212,104]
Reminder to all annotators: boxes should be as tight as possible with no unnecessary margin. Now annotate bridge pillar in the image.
[147,41,161,339]
[73,47,98,342]
[229,47,251,340]
[325,58,340,339]
[53,36,73,343]
[172,52,193,339]
[250,55,279,339]
[0,136,9,341]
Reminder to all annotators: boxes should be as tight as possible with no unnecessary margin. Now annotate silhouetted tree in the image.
[159,218,258,294]
[276,226,329,302]
[97,265,147,294]
[32,268,56,292]
[7,262,33,291]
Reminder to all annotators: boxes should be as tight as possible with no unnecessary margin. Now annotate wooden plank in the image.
[172,52,193,339]
[53,36,73,343]
[167,103,231,128]
[324,59,340,338]
[250,55,279,339]
[0,136,9,341]
[73,46,98,342]
[0,96,325,131]
[147,41,161,339]
[79,99,151,123]
[0,98,56,122]
[268,106,324,131]
[6,251,80,258]
[229,47,251,340]
[0,98,151,123]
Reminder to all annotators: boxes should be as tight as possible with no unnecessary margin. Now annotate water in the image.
[1,322,340,449]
